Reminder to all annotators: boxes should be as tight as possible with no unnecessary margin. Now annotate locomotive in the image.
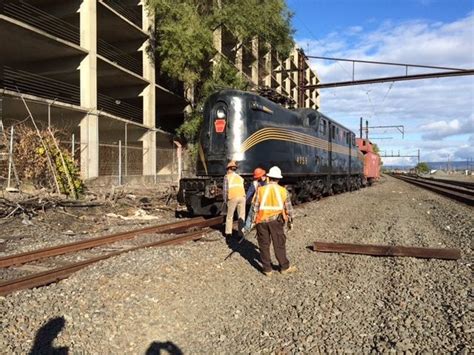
[178,89,370,216]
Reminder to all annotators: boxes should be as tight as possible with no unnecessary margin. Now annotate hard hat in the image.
[226,160,238,169]
[267,166,283,179]
[253,168,266,179]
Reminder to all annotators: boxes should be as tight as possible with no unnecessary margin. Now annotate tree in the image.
[416,162,430,174]
[146,0,294,143]
[372,143,380,154]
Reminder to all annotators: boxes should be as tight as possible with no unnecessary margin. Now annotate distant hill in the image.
[384,161,472,171]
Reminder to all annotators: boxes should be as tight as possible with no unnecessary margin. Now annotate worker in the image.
[222,160,246,238]
[242,168,268,235]
[251,166,296,276]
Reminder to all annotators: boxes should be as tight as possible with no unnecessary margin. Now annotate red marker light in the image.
[214,119,226,133]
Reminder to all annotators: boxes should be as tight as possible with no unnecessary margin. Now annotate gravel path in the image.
[1,175,472,353]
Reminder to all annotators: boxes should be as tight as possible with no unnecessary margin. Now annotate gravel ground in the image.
[1,175,472,353]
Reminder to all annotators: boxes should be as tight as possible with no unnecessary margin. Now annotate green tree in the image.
[372,143,380,154]
[416,162,430,174]
[146,0,294,143]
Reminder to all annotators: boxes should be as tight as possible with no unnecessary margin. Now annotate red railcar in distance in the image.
[356,138,381,185]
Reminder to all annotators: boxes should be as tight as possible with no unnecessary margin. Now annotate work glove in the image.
[287,218,293,231]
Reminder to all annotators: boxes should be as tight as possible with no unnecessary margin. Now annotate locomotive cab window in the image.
[319,120,327,135]
[331,125,336,140]
[319,120,327,136]
[308,113,319,128]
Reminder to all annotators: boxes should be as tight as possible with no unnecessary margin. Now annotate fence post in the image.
[124,123,128,177]
[173,140,182,187]
[153,147,157,185]
[7,126,14,189]
[71,133,75,161]
[118,140,122,185]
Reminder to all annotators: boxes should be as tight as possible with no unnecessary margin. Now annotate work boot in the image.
[280,265,297,275]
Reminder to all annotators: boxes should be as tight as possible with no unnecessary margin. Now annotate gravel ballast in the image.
[1,175,472,353]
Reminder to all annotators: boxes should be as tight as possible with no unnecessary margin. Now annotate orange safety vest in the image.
[227,173,245,200]
[250,177,269,203]
[255,183,288,224]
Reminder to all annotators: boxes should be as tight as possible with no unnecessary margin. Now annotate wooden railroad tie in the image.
[313,241,461,260]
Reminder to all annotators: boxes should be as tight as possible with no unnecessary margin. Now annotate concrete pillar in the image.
[213,25,222,67]
[264,48,272,87]
[142,5,156,176]
[79,0,98,179]
[235,41,243,75]
[251,37,259,85]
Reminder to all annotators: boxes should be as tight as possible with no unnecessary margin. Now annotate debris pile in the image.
[0,124,83,197]
[0,195,102,219]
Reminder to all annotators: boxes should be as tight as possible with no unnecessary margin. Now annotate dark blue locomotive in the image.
[178,90,365,215]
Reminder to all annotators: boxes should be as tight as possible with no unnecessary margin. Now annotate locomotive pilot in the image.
[251,166,297,276]
[242,168,268,235]
[222,160,246,238]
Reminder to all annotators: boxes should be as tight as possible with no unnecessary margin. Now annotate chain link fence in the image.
[0,128,180,189]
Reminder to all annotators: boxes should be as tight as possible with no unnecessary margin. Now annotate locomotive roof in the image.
[210,89,357,135]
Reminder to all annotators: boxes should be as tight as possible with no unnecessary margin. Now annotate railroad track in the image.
[391,174,474,206]
[420,176,474,190]
[0,216,224,296]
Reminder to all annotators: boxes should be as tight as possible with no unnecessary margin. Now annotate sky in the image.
[287,0,474,166]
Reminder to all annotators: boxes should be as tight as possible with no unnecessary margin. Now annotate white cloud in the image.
[420,115,474,139]
[296,12,474,162]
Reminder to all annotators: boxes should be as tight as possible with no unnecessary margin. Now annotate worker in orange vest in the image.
[251,166,296,276]
[242,168,268,235]
[222,160,246,238]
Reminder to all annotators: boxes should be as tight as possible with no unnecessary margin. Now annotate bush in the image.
[11,125,83,196]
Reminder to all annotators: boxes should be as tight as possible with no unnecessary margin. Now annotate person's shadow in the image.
[145,341,183,355]
[224,231,264,273]
[29,316,68,355]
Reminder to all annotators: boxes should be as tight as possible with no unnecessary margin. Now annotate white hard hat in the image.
[267,166,283,179]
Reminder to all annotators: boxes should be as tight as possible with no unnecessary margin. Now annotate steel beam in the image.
[305,55,468,72]
[304,69,474,89]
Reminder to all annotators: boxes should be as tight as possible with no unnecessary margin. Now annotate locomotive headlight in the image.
[216,108,226,119]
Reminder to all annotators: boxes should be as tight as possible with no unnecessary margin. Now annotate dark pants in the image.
[256,219,290,272]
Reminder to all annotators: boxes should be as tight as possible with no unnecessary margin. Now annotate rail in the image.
[391,174,474,206]
[97,39,142,75]
[102,0,142,28]
[0,216,224,295]
[0,229,211,296]
[2,0,80,45]
[2,67,81,106]
[2,1,143,76]
[97,92,143,123]
[1,67,144,122]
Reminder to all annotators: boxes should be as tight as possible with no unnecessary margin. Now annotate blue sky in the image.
[287,0,474,165]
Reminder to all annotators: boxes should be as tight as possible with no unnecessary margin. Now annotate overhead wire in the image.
[293,13,395,122]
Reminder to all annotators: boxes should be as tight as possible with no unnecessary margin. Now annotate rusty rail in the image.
[313,241,461,260]
[0,229,212,296]
[0,216,224,268]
